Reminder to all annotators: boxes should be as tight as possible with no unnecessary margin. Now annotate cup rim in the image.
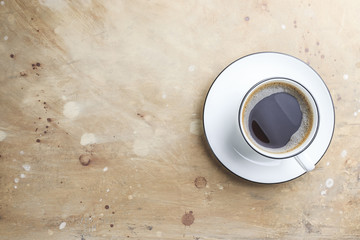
[238,77,320,159]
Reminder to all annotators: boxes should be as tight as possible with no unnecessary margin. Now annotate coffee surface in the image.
[242,81,313,153]
[249,92,302,148]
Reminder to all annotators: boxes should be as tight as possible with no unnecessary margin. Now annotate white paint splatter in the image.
[103,166,108,172]
[133,139,149,157]
[14,185,17,189]
[188,65,196,72]
[106,188,110,192]
[341,149,347,158]
[0,131,6,141]
[54,26,62,35]
[99,198,102,202]
[326,178,334,188]
[63,101,80,119]
[20,173,26,178]
[343,74,349,80]
[281,24,286,29]
[354,111,358,117]
[190,119,202,136]
[128,195,133,200]
[162,93,167,99]
[0,1,4,6]
[14,178,19,183]
[3,35,8,40]
[59,222,66,230]
[20,151,24,155]
[22,164,31,171]
[217,184,224,190]
[80,133,97,146]
[326,162,330,166]
[321,190,327,196]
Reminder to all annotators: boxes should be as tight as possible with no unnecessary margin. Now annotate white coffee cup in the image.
[238,78,319,172]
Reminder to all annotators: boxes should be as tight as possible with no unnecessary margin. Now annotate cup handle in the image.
[294,152,315,172]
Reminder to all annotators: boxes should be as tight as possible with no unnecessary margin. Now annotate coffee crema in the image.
[241,81,314,154]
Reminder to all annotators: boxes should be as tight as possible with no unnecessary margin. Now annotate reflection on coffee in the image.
[249,92,302,148]
[242,81,313,153]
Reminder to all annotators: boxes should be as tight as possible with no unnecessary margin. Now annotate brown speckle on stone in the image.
[79,154,91,166]
[194,176,207,188]
[181,211,194,226]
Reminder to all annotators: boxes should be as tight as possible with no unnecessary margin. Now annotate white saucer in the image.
[203,52,335,184]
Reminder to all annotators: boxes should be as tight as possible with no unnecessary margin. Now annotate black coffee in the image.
[249,92,302,148]
[241,80,313,153]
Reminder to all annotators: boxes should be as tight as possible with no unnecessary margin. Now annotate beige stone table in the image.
[1,1,359,239]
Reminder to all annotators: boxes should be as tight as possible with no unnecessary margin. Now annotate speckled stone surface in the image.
[0,1,359,239]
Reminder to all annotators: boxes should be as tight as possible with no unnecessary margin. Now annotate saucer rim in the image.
[202,51,335,184]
